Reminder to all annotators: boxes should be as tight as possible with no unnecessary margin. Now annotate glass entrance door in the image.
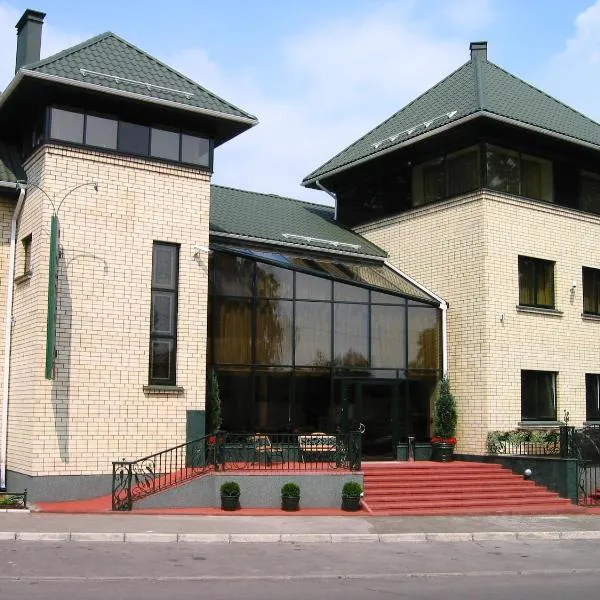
[357,382,398,460]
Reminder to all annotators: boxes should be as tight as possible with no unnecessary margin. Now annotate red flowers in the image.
[208,435,216,445]
[431,437,456,445]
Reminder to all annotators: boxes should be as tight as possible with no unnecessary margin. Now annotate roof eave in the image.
[209,231,388,262]
[302,112,481,187]
[0,69,258,130]
[303,110,600,186]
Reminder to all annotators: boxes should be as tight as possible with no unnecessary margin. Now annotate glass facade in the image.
[209,247,442,451]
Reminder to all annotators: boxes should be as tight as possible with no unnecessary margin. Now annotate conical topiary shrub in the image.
[432,378,458,462]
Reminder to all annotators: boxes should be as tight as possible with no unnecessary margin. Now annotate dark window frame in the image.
[583,266,600,316]
[586,374,600,422]
[521,370,557,422]
[22,234,32,275]
[518,255,555,309]
[46,106,213,170]
[149,242,179,386]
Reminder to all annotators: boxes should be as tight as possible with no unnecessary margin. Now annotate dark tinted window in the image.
[85,115,117,149]
[119,122,150,156]
[586,374,600,421]
[50,108,84,144]
[521,371,557,421]
[151,128,180,161]
[583,267,600,315]
[519,256,555,308]
[182,134,210,166]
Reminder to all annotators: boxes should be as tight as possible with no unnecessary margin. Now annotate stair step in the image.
[366,504,583,516]
[365,496,574,510]
[364,480,537,491]
[365,486,564,500]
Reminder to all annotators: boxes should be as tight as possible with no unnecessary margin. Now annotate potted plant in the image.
[341,481,363,511]
[220,480,240,511]
[431,378,458,462]
[280,482,300,511]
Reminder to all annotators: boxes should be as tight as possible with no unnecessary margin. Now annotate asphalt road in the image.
[1,539,599,599]
[0,541,600,600]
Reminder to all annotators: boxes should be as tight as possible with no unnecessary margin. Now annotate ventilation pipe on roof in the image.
[0,184,26,491]
[470,41,487,61]
[315,180,338,220]
[15,9,46,73]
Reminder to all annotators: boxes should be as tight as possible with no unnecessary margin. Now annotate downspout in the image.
[0,184,26,490]
[384,261,449,377]
[315,180,338,220]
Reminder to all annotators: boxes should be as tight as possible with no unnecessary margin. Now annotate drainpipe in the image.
[0,183,26,491]
[384,261,449,377]
[315,180,338,220]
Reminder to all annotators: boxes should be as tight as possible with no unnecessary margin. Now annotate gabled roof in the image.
[303,46,600,186]
[0,142,26,185]
[210,185,387,260]
[10,32,257,129]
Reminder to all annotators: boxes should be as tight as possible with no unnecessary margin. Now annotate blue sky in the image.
[1,0,599,204]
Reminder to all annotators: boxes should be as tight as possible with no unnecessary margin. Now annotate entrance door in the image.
[357,382,398,460]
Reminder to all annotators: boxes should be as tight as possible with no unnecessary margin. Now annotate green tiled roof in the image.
[22,33,257,124]
[210,185,387,259]
[0,142,26,184]
[303,50,600,185]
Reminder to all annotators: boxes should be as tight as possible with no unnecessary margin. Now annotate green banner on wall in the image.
[45,214,58,380]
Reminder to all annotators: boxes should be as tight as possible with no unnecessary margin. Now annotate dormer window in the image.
[47,107,212,169]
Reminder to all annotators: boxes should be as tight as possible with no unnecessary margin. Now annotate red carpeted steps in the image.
[362,461,583,515]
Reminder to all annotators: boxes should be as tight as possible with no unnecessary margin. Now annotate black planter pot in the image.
[281,496,300,511]
[431,442,455,462]
[221,494,240,511]
[341,495,361,512]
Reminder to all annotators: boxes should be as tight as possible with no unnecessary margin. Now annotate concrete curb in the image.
[2,531,600,543]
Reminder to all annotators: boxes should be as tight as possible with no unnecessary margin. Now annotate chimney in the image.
[15,9,46,73]
[470,41,487,61]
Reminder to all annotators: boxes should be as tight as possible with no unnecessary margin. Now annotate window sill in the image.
[143,385,184,395]
[14,271,32,285]
[516,305,563,317]
[582,313,600,322]
[518,421,563,429]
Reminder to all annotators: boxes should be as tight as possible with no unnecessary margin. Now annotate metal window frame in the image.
[149,241,179,386]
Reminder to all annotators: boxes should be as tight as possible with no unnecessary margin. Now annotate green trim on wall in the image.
[45,214,58,380]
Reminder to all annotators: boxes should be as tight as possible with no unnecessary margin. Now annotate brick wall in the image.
[357,190,600,453]
[7,145,210,476]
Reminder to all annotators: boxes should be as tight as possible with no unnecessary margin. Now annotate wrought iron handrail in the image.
[112,434,215,511]
[112,431,362,511]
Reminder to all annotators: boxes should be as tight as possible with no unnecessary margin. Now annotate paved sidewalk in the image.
[1,512,600,542]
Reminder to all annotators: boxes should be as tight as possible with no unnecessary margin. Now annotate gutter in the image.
[0,70,258,129]
[0,184,26,490]
[384,261,449,378]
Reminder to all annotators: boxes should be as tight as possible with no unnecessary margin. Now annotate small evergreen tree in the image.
[433,378,457,440]
[206,370,222,434]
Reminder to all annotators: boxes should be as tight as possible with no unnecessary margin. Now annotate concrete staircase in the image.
[362,461,582,515]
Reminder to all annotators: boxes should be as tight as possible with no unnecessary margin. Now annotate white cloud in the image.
[0,4,83,91]
[441,0,495,32]
[540,0,600,122]
[170,1,470,202]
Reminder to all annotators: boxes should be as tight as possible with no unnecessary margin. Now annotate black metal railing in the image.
[488,438,561,456]
[562,425,600,506]
[0,489,27,509]
[212,431,362,472]
[112,431,362,511]
[112,434,215,511]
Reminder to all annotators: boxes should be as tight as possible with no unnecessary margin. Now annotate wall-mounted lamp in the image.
[500,313,505,323]
[193,245,212,257]
[571,280,577,292]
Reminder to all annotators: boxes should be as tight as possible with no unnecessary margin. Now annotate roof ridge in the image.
[24,32,111,70]
[211,183,333,211]
[27,32,256,121]
[483,60,600,129]
[302,60,473,183]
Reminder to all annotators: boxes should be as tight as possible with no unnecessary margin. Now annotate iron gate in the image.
[562,425,600,506]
